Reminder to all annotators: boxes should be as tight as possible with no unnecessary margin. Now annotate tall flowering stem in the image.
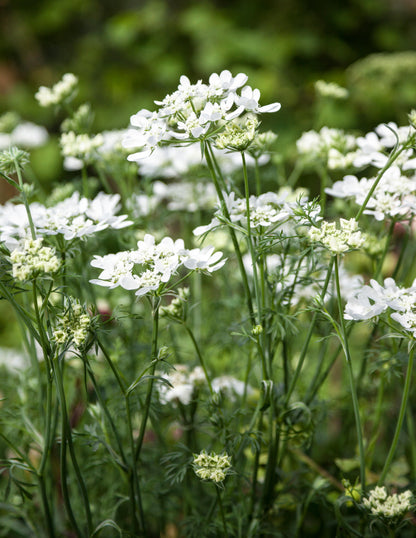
[378,345,415,484]
[334,255,366,490]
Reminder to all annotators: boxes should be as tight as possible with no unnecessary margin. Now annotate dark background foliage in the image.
[2,0,416,133]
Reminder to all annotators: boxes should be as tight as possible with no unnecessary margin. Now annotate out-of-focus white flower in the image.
[158,364,205,405]
[0,122,48,150]
[315,80,349,99]
[35,73,78,107]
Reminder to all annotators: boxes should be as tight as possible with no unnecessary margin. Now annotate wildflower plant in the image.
[2,69,416,538]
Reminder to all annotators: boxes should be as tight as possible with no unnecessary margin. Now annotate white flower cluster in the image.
[159,363,205,405]
[194,188,309,236]
[63,129,130,171]
[345,277,416,337]
[0,122,48,150]
[35,73,78,108]
[52,301,91,348]
[160,287,190,320]
[90,233,226,297]
[308,218,365,254]
[215,115,259,151]
[60,131,104,166]
[363,486,413,521]
[10,238,61,281]
[211,375,253,401]
[296,127,357,170]
[193,450,232,483]
[123,70,280,160]
[326,165,416,222]
[314,80,349,99]
[0,192,132,249]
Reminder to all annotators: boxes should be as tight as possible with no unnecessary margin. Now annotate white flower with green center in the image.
[363,486,413,522]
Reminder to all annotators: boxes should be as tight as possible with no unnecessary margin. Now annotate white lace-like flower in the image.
[363,486,413,521]
[158,364,205,405]
[344,277,416,337]
[308,218,365,254]
[90,233,226,297]
[0,192,132,249]
[35,73,78,107]
[123,70,280,160]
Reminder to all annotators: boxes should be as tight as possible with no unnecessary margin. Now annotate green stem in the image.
[183,323,213,395]
[285,257,334,405]
[355,144,406,221]
[378,346,415,484]
[13,157,36,240]
[216,487,229,538]
[334,255,366,490]
[53,355,92,535]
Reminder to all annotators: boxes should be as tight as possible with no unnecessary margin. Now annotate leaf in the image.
[0,171,21,191]
[91,519,123,537]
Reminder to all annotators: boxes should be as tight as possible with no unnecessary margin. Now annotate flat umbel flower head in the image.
[123,70,281,160]
[193,450,232,484]
[90,234,226,297]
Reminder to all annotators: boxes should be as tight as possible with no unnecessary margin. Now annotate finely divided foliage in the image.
[1,70,416,537]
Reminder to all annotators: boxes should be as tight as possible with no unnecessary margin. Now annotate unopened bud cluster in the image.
[52,301,91,348]
[0,146,29,174]
[35,73,78,108]
[11,238,61,281]
[215,115,258,151]
[60,131,104,162]
[363,486,413,522]
[308,218,365,254]
[193,450,231,483]
[160,287,190,320]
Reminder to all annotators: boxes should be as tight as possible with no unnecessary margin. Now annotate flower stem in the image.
[334,255,366,490]
[378,345,415,484]
[216,487,229,538]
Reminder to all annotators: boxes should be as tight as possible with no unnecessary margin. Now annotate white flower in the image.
[182,246,226,272]
[35,73,78,107]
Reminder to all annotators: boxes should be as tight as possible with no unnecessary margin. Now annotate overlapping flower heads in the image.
[325,122,416,222]
[0,192,132,249]
[122,70,281,159]
[90,233,226,297]
[344,277,416,338]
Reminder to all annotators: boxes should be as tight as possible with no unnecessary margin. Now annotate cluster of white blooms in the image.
[152,180,217,213]
[0,122,48,150]
[345,277,416,337]
[194,188,310,236]
[35,73,78,108]
[211,375,253,401]
[10,238,61,281]
[159,363,205,405]
[52,301,91,348]
[134,143,270,180]
[63,129,130,171]
[314,80,349,99]
[215,115,259,151]
[363,486,413,521]
[90,233,226,297]
[160,287,190,320]
[353,122,416,170]
[123,70,280,160]
[308,218,365,254]
[296,127,357,170]
[60,131,104,167]
[0,192,132,249]
[326,165,416,222]
[193,450,232,483]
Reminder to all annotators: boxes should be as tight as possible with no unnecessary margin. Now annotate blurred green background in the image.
[1,0,416,175]
[3,0,416,123]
